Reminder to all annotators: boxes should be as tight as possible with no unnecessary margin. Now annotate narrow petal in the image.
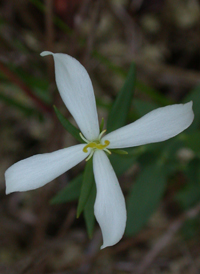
[5,144,89,194]
[103,102,194,149]
[41,51,99,141]
[93,150,126,249]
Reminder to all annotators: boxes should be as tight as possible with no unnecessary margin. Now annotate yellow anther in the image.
[83,140,110,153]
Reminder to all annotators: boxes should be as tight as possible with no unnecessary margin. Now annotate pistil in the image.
[83,140,110,153]
[79,130,111,161]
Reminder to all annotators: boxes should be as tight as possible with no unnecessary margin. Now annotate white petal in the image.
[103,102,194,149]
[5,144,89,194]
[93,150,126,249]
[41,51,99,141]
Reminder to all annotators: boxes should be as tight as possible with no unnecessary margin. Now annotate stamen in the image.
[79,132,89,143]
[85,150,95,161]
[83,140,110,153]
[98,129,107,140]
[104,148,111,155]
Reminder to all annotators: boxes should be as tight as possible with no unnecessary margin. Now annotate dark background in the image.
[0,0,200,273]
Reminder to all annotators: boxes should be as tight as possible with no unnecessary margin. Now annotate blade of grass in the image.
[84,184,96,238]
[77,158,95,217]
[107,62,136,132]
[50,174,83,204]
[0,92,41,117]
[53,106,83,143]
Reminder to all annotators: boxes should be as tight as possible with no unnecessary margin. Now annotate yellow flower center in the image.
[80,130,111,161]
[83,140,110,153]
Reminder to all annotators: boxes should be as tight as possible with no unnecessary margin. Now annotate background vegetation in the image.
[0,0,200,273]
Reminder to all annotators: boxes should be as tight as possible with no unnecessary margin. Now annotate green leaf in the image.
[93,51,172,105]
[29,0,72,34]
[13,67,51,104]
[135,81,172,105]
[183,85,200,131]
[181,132,200,153]
[185,158,200,182]
[110,149,128,155]
[110,153,136,176]
[107,63,136,133]
[133,99,160,117]
[92,51,126,77]
[125,163,166,236]
[100,117,104,132]
[176,184,200,210]
[137,151,158,166]
[176,158,200,210]
[84,184,96,238]
[181,219,200,240]
[77,158,94,217]
[53,106,83,143]
[110,146,148,177]
[50,174,82,204]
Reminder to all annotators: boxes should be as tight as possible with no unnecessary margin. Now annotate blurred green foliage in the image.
[1,0,200,241]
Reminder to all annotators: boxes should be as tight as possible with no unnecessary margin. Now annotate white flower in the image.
[5,51,194,249]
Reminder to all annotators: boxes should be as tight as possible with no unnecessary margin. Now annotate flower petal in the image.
[41,51,99,141]
[93,150,126,249]
[103,102,194,149]
[5,144,89,194]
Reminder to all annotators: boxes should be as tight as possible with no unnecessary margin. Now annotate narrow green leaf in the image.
[176,184,200,210]
[125,164,166,236]
[184,158,200,183]
[84,184,96,238]
[107,63,136,133]
[29,0,72,34]
[135,81,172,105]
[183,85,200,131]
[93,51,172,105]
[12,67,51,104]
[110,153,135,176]
[100,117,104,132]
[110,149,128,155]
[92,51,126,77]
[50,174,83,204]
[53,106,83,143]
[0,92,40,117]
[133,99,160,117]
[176,157,200,210]
[110,147,147,177]
[181,219,200,240]
[77,158,94,217]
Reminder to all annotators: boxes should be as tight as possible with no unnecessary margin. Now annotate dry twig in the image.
[83,0,103,66]
[134,203,200,274]
[106,1,143,54]
[0,60,51,114]
[135,57,200,89]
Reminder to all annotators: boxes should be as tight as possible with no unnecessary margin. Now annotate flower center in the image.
[80,130,111,161]
[83,140,110,153]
